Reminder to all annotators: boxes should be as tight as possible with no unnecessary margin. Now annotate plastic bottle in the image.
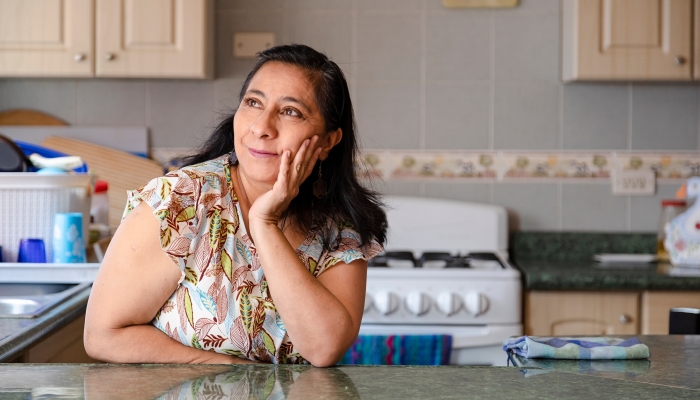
[89,180,110,243]
[658,199,687,262]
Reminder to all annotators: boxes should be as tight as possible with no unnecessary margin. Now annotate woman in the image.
[84,44,387,367]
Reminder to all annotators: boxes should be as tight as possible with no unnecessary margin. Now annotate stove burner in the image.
[368,251,417,268]
[369,251,505,269]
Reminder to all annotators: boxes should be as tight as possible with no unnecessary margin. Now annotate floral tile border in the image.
[359,150,700,181]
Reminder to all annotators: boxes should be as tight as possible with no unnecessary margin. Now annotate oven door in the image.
[357,323,522,366]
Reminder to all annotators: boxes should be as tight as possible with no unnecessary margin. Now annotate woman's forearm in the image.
[84,323,254,364]
[250,221,357,366]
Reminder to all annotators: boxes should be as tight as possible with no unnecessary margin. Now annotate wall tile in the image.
[425,81,490,149]
[214,78,245,112]
[630,183,682,232]
[355,80,421,149]
[0,80,7,110]
[358,0,422,11]
[285,0,353,10]
[498,0,559,12]
[562,183,627,231]
[357,12,421,80]
[631,84,699,150]
[2,79,76,124]
[286,11,353,71]
[424,182,491,203]
[426,12,490,81]
[493,183,559,230]
[217,0,282,10]
[376,180,422,196]
[76,80,145,126]
[148,81,217,148]
[216,10,286,79]
[494,82,559,149]
[494,12,559,81]
[562,83,628,150]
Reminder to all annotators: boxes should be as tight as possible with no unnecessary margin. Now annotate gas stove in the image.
[369,251,506,269]
[360,196,522,366]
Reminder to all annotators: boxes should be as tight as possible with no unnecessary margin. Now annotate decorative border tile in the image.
[151,147,700,182]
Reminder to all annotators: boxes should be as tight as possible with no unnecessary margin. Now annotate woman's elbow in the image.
[83,322,111,361]
[306,349,344,368]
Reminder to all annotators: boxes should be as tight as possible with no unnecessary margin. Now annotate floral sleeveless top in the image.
[123,155,383,364]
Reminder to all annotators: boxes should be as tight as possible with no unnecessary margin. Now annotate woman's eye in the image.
[245,98,260,108]
[282,108,301,117]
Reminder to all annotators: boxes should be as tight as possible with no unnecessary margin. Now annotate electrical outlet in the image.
[233,32,275,58]
[611,169,656,196]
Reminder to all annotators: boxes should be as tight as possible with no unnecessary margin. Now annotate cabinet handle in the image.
[104,52,116,61]
[675,56,687,66]
[619,314,631,324]
[74,53,86,62]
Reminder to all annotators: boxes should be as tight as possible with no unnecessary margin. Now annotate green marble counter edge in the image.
[0,286,91,362]
[511,232,700,290]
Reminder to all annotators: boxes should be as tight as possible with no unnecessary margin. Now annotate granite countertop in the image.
[512,232,700,291]
[0,286,91,362]
[1,336,699,399]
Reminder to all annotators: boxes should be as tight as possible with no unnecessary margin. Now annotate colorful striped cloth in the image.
[502,336,650,360]
[339,335,452,365]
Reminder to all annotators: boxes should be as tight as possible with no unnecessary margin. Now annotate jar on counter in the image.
[658,199,687,262]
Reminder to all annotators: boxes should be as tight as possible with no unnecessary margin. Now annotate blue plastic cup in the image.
[18,239,47,263]
[53,213,86,263]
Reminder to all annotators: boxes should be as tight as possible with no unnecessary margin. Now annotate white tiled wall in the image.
[1,0,699,232]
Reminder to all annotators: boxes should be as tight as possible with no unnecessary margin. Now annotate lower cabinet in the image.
[16,314,100,363]
[641,291,700,334]
[526,290,700,336]
[525,291,640,336]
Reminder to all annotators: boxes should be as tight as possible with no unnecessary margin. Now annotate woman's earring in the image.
[313,161,327,199]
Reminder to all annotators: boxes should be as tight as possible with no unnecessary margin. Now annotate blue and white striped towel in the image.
[502,336,650,360]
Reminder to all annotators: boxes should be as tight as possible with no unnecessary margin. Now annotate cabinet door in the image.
[0,0,93,77]
[563,0,692,81]
[525,291,639,336]
[642,291,700,334]
[95,0,213,78]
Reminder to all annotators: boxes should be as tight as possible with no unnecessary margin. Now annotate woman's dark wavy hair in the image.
[178,44,387,250]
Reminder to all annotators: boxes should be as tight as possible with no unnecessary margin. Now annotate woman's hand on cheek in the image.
[248,135,322,231]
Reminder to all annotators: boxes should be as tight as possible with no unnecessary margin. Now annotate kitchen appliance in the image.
[361,196,522,366]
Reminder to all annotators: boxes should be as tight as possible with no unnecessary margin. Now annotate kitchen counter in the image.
[511,231,700,290]
[0,286,91,362]
[515,259,700,290]
[509,335,700,391]
[1,336,699,399]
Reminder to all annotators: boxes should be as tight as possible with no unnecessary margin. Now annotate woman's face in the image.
[233,61,339,187]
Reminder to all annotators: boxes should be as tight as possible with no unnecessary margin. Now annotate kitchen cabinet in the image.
[0,0,213,78]
[525,291,639,335]
[562,0,693,81]
[13,314,99,363]
[641,291,700,334]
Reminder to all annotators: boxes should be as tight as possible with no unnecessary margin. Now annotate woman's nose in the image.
[251,108,278,138]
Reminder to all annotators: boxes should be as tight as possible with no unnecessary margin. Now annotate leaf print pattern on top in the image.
[123,155,384,363]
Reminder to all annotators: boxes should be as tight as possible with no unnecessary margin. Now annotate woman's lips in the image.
[248,148,277,158]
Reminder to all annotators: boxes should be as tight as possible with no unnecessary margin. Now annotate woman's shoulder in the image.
[125,155,233,216]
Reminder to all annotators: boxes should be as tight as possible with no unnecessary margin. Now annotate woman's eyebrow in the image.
[246,89,266,98]
[280,96,311,113]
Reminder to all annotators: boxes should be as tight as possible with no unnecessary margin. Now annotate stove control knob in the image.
[464,292,489,316]
[436,291,463,316]
[405,291,431,316]
[374,291,399,315]
[364,294,373,312]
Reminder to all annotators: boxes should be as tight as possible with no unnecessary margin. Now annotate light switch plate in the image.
[611,169,656,196]
[233,32,275,58]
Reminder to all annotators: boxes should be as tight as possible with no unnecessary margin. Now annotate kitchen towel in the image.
[502,336,650,360]
[339,335,452,365]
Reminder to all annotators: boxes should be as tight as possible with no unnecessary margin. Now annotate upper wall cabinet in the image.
[0,0,94,77]
[0,0,213,79]
[563,0,693,81]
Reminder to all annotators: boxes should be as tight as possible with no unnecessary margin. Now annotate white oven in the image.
[360,196,523,366]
